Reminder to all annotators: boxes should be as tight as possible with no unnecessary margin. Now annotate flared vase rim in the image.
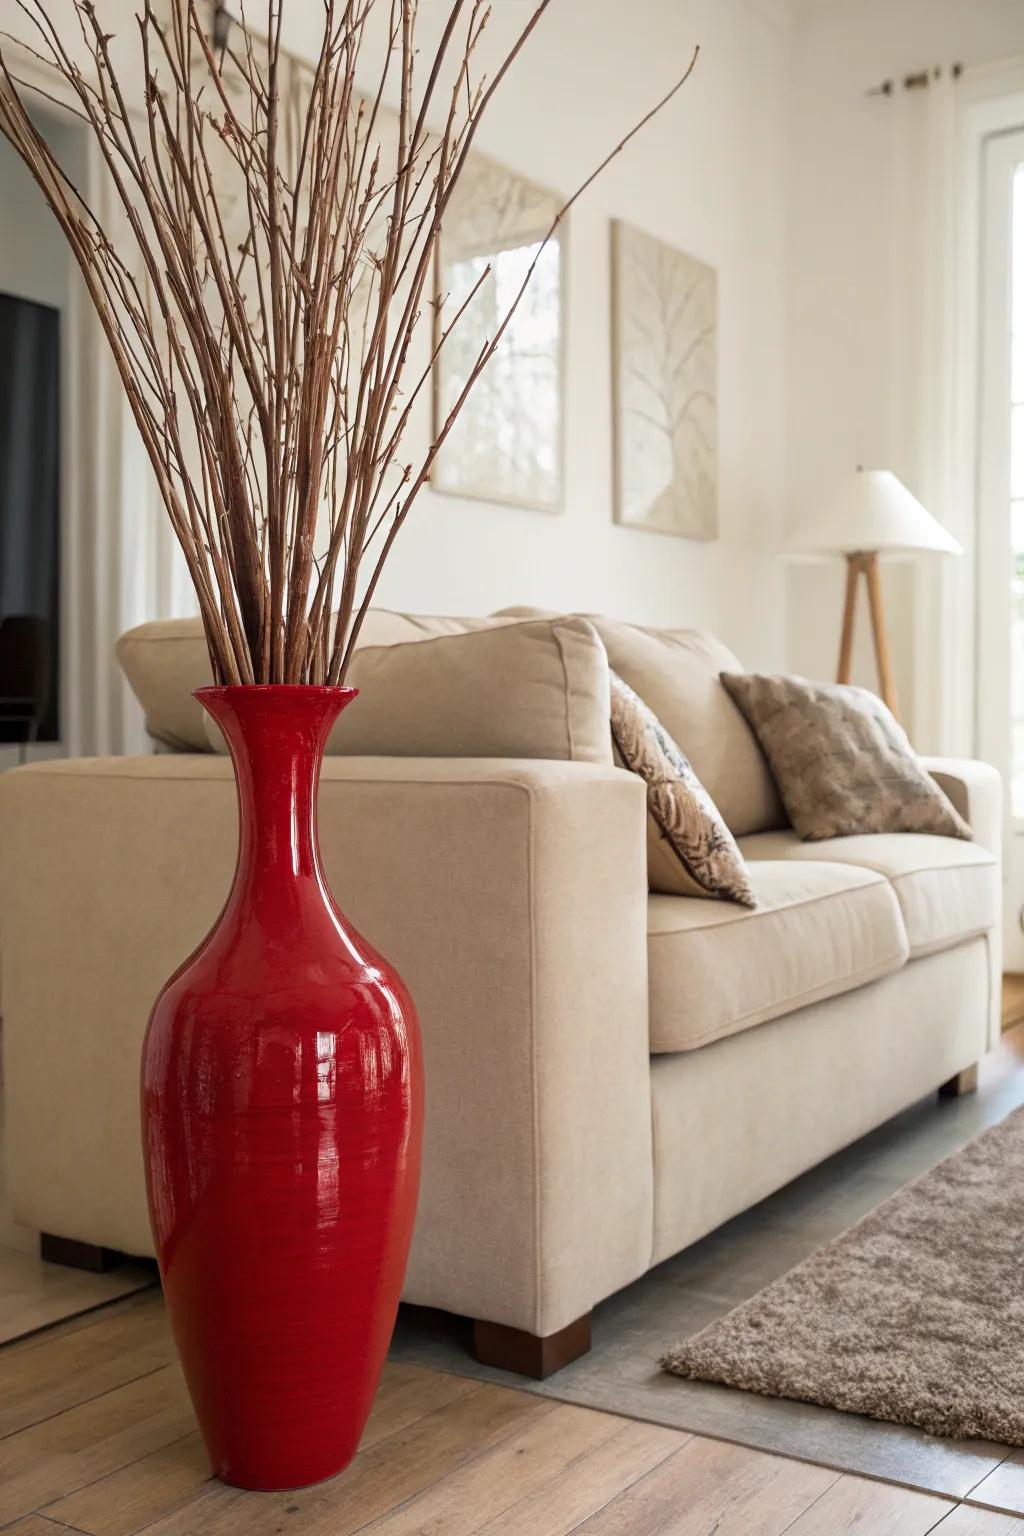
[194,684,359,702]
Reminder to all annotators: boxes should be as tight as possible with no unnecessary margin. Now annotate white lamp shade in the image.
[788,470,962,558]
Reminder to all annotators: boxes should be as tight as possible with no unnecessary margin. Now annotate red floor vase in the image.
[141,684,423,1491]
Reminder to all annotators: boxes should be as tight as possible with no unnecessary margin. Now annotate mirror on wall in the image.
[432,153,565,513]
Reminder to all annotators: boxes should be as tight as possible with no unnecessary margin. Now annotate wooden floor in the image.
[3,997,1024,1532]
[0,1290,1022,1536]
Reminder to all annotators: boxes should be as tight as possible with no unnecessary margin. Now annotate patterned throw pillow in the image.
[719,672,972,842]
[610,671,756,907]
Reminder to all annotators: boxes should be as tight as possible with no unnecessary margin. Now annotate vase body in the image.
[141,685,423,1491]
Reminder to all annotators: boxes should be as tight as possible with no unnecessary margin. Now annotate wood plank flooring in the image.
[1,1290,1023,1535]
[4,1007,1024,1532]
[0,1245,155,1349]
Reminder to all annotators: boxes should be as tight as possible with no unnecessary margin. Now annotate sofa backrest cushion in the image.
[116,617,211,751]
[204,617,613,764]
[341,617,611,761]
[117,610,510,752]
[496,609,784,836]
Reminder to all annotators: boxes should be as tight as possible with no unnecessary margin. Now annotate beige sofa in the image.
[0,609,1002,1378]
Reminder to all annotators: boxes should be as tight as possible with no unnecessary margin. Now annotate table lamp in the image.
[789,468,962,721]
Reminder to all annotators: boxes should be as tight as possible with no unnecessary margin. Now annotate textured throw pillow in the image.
[719,673,972,842]
[610,671,755,906]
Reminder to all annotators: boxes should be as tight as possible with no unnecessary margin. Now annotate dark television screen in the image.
[0,291,60,744]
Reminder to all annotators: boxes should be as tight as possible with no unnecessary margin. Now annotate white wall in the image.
[785,0,1024,744]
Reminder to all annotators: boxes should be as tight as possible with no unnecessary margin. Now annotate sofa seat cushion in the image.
[648,861,908,1053]
[739,830,999,959]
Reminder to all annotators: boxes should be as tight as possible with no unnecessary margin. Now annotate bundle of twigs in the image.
[0,1,695,684]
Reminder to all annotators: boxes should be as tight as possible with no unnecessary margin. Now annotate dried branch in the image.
[0,2,697,683]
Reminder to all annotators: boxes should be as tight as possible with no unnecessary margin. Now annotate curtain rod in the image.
[866,62,963,98]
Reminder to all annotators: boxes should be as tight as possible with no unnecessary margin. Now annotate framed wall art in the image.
[611,219,717,539]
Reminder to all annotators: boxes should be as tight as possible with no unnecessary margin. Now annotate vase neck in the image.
[197,686,357,909]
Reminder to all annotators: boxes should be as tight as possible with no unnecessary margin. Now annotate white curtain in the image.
[73,141,168,757]
[892,59,1024,756]
[884,68,965,755]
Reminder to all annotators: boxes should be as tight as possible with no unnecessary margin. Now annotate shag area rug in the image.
[661,1103,1024,1445]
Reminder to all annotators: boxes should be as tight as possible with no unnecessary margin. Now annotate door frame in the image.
[975,122,1024,967]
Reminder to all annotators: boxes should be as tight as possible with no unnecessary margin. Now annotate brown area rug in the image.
[661,1104,1024,1445]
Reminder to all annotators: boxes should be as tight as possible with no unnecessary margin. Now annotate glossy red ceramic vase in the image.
[141,685,423,1491]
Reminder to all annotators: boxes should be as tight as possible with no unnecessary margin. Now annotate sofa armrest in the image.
[922,755,1003,1049]
[0,754,651,1337]
[921,756,1002,857]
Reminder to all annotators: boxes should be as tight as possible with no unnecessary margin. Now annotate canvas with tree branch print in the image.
[433,151,564,510]
[611,220,717,539]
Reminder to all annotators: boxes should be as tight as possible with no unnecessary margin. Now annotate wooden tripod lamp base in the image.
[836,550,899,720]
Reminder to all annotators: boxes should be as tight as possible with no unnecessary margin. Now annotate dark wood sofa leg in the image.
[939,1064,979,1098]
[40,1233,128,1272]
[472,1312,592,1380]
